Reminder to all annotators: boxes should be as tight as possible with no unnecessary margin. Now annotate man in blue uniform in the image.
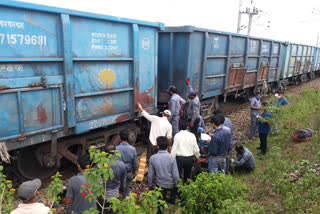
[232,145,255,173]
[208,115,230,174]
[116,130,138,198]
[168,86,182,138]
[257,102,272,155]
[249,92,263,139]
[213,110,234,174]
[148,136,179,207]
[277,90,288,107]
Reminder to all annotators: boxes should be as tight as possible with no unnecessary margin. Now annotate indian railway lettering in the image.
[89,118,111,129]
[0,20,24,29]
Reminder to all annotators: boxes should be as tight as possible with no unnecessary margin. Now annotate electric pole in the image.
[316,33,320,47]
[236,0,243,33]
[247,7,259,35]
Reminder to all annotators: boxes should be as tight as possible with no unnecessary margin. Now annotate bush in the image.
[178,172,251,214]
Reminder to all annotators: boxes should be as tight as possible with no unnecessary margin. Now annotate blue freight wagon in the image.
[281,43,318,83]
[0,0,163,178]
[158,26,287,118]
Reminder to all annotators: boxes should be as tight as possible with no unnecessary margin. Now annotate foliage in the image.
[110,189,167,214]
[243,88,320,213]
[0,163,15,214]
[82,146,167,214]
[218,199,265,214]
[46,171,63,213]
[177,172,252,214]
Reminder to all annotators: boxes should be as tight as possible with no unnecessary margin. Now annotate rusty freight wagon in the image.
[158,26,319,118]
[0,0,163,179]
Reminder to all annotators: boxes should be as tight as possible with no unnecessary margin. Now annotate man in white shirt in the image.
[11,179,50,214]
[171,120,200,183]
[137,103,173,159]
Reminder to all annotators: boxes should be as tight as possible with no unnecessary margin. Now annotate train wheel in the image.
[16,146,58,180]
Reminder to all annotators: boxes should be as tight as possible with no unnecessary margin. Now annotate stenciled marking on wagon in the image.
[91,32,118,50]
[0,64,23,73]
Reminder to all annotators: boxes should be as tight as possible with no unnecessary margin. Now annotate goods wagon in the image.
[158,26,287,118]
[0,0,163,179]
[281,43,318,83]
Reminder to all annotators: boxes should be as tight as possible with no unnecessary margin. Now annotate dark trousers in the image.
[234,164,254,174]
[147,141,158,160]
[259,132,268,154]
[156,186,177,214]
[176,156,194,183]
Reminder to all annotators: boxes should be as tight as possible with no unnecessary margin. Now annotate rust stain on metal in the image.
[227,67,247,89]
[37,105,48,124]
[96,98,114,116]
[115,114,130,123]
[0,85,10,90]
[135,81,155,107]
[20,13,57,36]
[296,61,301,74]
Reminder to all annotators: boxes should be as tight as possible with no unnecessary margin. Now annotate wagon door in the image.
[0,8,64,147]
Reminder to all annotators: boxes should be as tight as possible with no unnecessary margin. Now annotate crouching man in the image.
[11,179,50,214]
[148,136,179,208]
[232,145,255,174]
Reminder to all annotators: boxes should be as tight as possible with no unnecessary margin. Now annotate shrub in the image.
[178,172,249,214]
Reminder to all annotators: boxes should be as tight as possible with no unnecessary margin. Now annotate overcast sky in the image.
[16,0,320,46]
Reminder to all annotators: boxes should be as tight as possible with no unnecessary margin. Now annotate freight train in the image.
[0,0,319,179]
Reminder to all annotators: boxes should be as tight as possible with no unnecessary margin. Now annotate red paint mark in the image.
[116,114,130,123]
[135,81,155,108]
[37,105,48,124]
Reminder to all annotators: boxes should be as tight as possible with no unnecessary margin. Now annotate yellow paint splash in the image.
[98,69,116,87]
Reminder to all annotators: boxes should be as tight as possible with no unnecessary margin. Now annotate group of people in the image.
[249,90,288,155]
[11,87,288,214]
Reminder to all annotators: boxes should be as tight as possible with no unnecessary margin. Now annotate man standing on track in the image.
[171,120,200,183]
[137,103,172,156]
[168,86,183,138]
[116,130,138,198]
[249,92,263,139]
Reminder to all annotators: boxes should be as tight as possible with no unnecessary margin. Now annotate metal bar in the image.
[207,55,228,58]
[52,88,56,127]
[0,76,63,90]
[285,44,292,78]
[186,33,193,90]
[59,86,65,127]
[268,41,273,82]
[0,85,61,94]
[248,55,260,57]
[256,39,263,84]
[205,74,226,79]
[72,57,133,61]
[16,91,24,134]
[75,88,134,98]
[0,125,64,141]
[0,57,64,62]
[154,29,159,106]
[132,24,139,113]
[200,32,209,96]
[169,32,174,86]
[61,14,75,128]
[224,35,232,90]
[247,70,258,73]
